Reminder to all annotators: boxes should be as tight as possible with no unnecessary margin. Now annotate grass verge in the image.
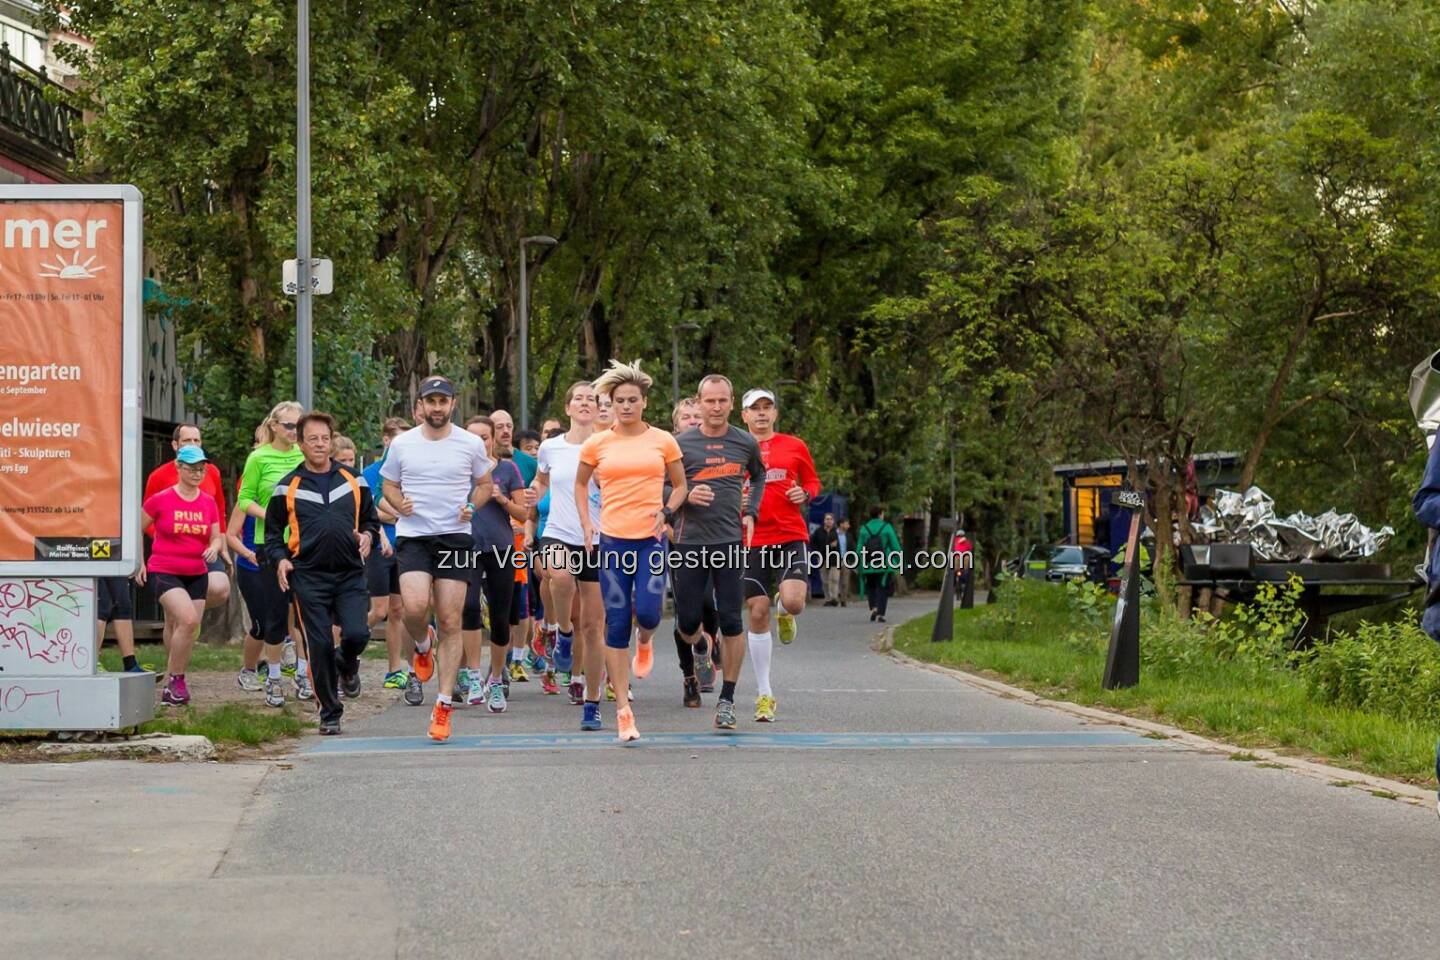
[895,581,1438,786]
[138,703,309,745]
[99,643,242,673]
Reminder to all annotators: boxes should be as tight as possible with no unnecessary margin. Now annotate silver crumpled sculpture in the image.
[1194,486,1394,562]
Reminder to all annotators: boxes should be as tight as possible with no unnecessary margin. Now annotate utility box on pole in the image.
[0,184,152,730]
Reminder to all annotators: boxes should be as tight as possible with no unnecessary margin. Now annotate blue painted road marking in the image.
[304,730,1157,756]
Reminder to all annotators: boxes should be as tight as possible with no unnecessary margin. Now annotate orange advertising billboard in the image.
[0,187,142,575]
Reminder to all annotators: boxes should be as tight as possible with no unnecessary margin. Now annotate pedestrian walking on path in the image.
[836,518,854,606]
[812,513,841,606]
[858,506,901,622]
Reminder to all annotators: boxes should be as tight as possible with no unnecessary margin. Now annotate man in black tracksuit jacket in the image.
[264,412,381,732]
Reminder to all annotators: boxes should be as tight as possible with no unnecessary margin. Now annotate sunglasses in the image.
[278,421,298,430]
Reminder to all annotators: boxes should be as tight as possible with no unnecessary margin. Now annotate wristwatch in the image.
[662,506,676,524]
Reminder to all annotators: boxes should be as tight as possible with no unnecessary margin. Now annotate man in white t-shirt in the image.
[380,375,494,742]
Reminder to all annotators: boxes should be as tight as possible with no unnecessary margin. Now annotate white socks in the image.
[267,661,282,680]
[748,630,773,698]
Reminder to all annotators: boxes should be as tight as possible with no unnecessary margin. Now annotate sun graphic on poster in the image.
[38,252,106,279]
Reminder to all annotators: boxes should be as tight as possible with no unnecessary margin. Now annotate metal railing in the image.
[0,41,79,161]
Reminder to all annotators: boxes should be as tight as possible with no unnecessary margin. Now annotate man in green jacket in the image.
[857,506,902,622]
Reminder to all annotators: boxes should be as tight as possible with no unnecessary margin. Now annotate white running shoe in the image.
[466,669,487,707]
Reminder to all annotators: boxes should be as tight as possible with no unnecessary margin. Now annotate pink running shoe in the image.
[161,675,190,706]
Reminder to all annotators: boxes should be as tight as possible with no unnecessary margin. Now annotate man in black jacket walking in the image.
[265,411,381,734]
[810,513,841,606]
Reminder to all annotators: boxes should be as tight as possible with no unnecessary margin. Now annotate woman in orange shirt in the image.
[575,360,687,742]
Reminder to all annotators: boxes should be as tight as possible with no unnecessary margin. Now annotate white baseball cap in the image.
[742,388,776,409]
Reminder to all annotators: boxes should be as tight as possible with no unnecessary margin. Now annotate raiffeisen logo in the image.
[3,216,110,279]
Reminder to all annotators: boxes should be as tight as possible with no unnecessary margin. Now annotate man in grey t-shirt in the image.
[672,373,767,730]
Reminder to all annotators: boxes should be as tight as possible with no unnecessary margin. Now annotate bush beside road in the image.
[896,579,1438,785]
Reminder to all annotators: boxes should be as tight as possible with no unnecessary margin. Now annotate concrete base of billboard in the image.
[0,671,155,730]
[37,732,214,761]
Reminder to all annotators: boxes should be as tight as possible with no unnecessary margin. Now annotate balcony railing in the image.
[0,42,79,164]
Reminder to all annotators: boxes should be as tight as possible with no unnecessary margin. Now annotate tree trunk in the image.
[487,302,513,413]
[1240,296,1320,489]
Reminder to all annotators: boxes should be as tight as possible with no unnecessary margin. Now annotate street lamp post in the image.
[518,234,558,432]
[670,322,701,405]
[295,0,313,411]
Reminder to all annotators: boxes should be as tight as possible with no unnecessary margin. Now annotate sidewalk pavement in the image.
[0,760,397,960]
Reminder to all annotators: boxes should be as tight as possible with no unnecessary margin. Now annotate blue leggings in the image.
[598,535,668,650]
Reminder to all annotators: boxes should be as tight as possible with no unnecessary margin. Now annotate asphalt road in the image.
[7,594,1439,959]
[230,594,1440,959]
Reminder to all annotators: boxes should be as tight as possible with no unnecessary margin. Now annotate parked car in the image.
[1045,545,1111,584]
[1006,544,1054,580]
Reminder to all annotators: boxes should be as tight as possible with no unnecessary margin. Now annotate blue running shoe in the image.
[553,633,574,673]
[581,701,602,731]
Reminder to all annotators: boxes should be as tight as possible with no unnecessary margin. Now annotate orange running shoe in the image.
[632,640,654,680]
[617,706,640,743]
[413,628,436,683]
[428,700,453,741]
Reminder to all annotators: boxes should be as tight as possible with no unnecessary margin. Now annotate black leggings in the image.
[252,556,291,644]
[673,591,721,676]
[236,565,267,640]
[463,551,516,635]
[672,543,745,638]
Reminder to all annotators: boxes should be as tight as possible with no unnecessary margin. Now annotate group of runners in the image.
[103,359,822,742]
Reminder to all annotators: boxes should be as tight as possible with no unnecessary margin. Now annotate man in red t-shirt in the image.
[145,423,231,609]
[740,388,821,724]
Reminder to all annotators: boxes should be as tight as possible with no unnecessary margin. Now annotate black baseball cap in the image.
[418,376,455,399]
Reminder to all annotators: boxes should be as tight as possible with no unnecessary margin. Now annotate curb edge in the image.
[884,627,1434,808]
